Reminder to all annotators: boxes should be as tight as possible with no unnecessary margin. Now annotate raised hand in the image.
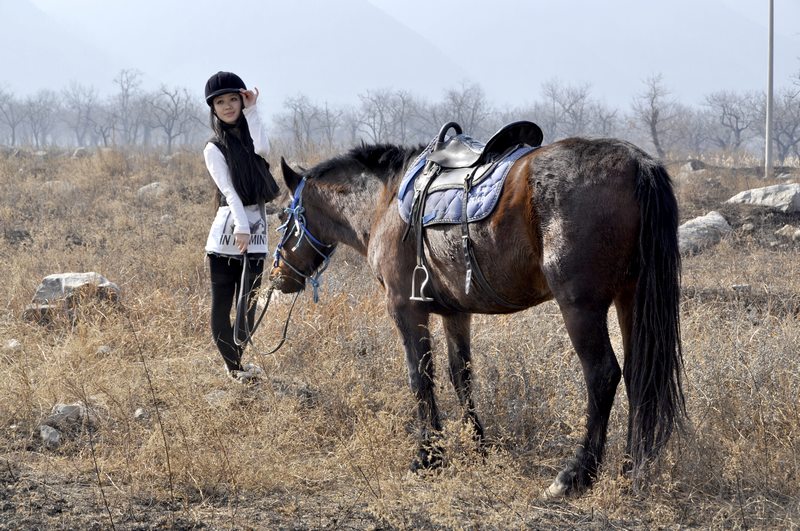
[240,87,259,108]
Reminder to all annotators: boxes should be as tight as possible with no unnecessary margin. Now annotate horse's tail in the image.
[627,156,685,468]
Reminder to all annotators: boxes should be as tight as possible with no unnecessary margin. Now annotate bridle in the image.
[232,176,335,354]
[273,176,336,303]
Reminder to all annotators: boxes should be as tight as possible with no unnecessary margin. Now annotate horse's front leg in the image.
[387,298,442,471]
[441,312,485,445]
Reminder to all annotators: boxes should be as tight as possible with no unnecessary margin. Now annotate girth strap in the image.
[460,145,528,309]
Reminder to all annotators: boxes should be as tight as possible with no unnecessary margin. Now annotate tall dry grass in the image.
[0,150,798,529]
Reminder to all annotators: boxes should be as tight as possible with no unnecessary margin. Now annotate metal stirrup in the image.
[410,264,434,302]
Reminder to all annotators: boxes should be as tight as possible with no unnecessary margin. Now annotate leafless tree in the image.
[631,74,677,159]
[355,89,418,144]
[356,89,393,143]
[111,69,145,146]
[275,94,321,156]
[704,90,759,151]
[588,101,619,137]
[770,85,800,163]
[149,86,197,154]
[433,83,496,138]
[670,104,712,158]
[541,79,593,138]
[24,89,61,149]
[61,82,97,146]
[90,101,116,147]
[318,102,344,151]
[0,86,25,147]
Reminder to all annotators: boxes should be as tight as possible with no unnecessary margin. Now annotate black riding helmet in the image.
[204,71,246,106]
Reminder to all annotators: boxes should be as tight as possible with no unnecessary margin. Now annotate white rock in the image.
[3,339,22,352]
[775,225,798,238]
[137,181,166,199]
[726,183,800,213]
[40,425,61,449]
[678,211,732,255]
[133,407,149,420]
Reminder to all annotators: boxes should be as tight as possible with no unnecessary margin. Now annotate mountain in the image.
[0,0,118,94]
[9,0,470,112]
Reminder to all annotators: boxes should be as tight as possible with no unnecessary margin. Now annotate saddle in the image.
[405,120,543,304]
[427,120,543,169]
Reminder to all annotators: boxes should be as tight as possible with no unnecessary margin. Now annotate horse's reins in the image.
[232,176,335,355]
[232,255,300,355]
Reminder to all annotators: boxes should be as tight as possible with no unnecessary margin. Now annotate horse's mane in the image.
[308,143,423,187]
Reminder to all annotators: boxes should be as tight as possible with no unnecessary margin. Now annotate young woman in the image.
[203,71,279,383]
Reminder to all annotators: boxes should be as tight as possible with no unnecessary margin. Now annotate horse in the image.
[270,134,684,497]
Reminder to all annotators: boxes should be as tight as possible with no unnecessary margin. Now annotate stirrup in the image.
[410,265,434,302]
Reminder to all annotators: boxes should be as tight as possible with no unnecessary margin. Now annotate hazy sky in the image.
[7,0,800,112]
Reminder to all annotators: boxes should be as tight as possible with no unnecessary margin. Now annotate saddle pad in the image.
[397,145,534,226]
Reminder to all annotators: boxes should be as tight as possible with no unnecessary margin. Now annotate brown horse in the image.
[271,136,684,497]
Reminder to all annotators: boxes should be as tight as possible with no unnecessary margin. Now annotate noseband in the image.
[273,177,336,302]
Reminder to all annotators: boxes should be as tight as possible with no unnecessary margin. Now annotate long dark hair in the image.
[209,103,279,206]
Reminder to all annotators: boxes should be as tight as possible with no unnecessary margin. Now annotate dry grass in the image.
[0,151,798,529]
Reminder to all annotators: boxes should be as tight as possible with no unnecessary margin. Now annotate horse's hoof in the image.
[542,478,570,499]
[409,446,444,473]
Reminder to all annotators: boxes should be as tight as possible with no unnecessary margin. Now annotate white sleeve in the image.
[203,142,250,235]
[243,104,270,158]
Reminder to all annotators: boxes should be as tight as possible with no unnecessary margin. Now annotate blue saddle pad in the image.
[397,145,534,226]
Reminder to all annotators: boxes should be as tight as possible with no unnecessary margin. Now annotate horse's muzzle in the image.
[269,267,304,294]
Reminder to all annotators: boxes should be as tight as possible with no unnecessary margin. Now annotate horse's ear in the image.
[280,157,302,192]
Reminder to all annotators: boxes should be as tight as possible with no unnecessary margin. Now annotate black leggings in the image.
[208,254,264,372]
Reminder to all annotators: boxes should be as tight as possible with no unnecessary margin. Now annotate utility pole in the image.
[764,0,774,178]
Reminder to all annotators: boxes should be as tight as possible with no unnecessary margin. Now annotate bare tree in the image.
[0,86,25,147]
[436,82,493,137]
[587,101,619,137]
[149,86,197,154]
[318,102,344,151]
[541,79,593,138]
[631,74,677,159]
[670,104,712,158]
[25,89,60,149]
[61,82,97,147]
[704,90,759,151]
[90,99,117,147]
[357,88,417,144]
[770,85,800,163]
[111,69,145,146]
[275,94,321,156]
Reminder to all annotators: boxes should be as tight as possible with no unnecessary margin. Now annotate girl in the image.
[203,71,279,383]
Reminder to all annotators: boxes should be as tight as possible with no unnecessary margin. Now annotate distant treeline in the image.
[1,69,799,163]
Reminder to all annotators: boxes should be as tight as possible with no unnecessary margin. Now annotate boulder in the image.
[678,211,732,255]
[39,425,61,449]
[44,403,98,431]
[23,272,120,323]
[726,183,800,213]
[137,181,166,200]
[71,147,90,159]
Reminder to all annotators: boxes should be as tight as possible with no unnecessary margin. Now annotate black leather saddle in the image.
[426,121,543,169]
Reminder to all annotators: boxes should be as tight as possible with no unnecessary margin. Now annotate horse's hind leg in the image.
[546,303,622,497]
[442,313,485,444]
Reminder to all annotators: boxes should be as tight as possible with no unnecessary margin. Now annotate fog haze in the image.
[3,0,800,111]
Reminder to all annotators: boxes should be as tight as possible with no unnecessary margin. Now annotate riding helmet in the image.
[204,71,246,106]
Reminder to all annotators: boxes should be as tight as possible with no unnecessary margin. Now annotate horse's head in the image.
[270,158,337,299]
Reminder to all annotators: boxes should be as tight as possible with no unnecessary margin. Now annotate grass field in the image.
[1,149,798,529]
